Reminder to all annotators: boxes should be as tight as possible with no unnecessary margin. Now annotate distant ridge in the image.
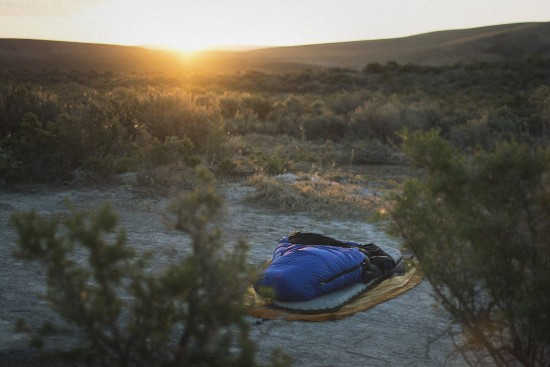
[244,22,550,69]
[1,22,549,73]
[0,39,189,73]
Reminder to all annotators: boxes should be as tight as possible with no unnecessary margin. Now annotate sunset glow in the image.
[1,0,549,51]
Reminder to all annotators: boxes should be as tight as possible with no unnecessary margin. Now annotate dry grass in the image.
[245,172,385,220]
[236,134,420,220]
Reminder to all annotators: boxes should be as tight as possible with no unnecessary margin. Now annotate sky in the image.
[1,0,549,51]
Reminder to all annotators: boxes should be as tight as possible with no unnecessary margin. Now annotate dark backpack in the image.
[287,231,396,273]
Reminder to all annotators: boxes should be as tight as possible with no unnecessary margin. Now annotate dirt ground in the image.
[0,176,468,366]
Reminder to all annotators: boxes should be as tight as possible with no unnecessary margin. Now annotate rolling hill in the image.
[1,22,549,73]
[244,22,550,69]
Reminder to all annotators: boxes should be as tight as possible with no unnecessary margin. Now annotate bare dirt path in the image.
[0,182,466,366]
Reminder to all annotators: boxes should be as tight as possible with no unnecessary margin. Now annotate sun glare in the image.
[64,0,401,53]
[73,0,267,53]
[158,38,214,53]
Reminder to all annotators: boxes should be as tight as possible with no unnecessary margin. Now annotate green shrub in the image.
[242,95,272,120]
[449,112,492,151]
[348,99,403,144]
[136,90,222,153]
[201,123,230,167]
[351,139,403,165]
[147,136,199,167]
[0,85,61,138]
[11,167,274,366]
[300,112,346,141]
[215,157,238,176]
[2,113,80,182]
[219,94,241,119]
[390,130,550,366]
[253,151,292,175]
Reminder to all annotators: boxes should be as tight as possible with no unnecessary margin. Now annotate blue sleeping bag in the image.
[254,235,369,302]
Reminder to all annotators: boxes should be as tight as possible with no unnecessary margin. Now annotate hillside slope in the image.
[0,39,189,73]
[1,22,548,73]
[245,22,550,69]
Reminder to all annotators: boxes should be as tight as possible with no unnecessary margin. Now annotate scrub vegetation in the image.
[2,54,550,366]
[391,131,550,366]
[1,58,549,184]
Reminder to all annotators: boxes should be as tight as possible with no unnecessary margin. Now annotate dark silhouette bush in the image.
[391,131,550,366]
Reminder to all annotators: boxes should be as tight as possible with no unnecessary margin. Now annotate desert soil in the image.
[0,178,467,366]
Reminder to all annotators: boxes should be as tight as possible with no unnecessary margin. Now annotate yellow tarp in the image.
[244,268,423,322]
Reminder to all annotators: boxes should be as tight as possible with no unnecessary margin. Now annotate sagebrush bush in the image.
[147,136,199,167]
[0,84,61,138]
[351,139,403,165]
[300,111,346,141]
[391,131,550,366]
[348,98,403,144]
[2,113,81,182]
[11,167,282,366]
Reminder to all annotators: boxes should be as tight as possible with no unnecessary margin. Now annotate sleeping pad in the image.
[254,232,398,302]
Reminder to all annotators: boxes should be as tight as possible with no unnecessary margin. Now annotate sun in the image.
[73,1,224,52]
[161,35,216,53]
[71,0,283,53]
[69,0,326,53]
[152,23,222,53]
